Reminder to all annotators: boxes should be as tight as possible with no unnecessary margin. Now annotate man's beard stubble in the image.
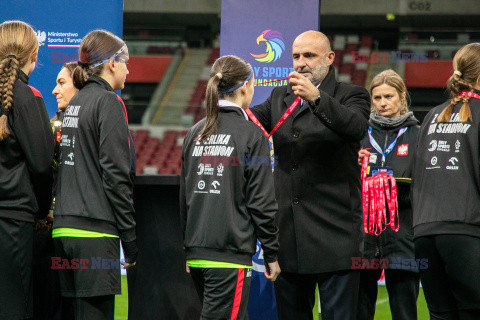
[296,60,328,86]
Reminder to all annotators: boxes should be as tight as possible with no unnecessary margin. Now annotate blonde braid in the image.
[439,72,473,123]
[0,57,19,140]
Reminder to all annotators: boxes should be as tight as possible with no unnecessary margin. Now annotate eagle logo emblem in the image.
[250,29,285,63]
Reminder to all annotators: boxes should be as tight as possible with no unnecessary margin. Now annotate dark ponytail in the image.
[72,65,89,90]
[438,43,480,123]
[197,55,252,142]
[198,73,221,142]
[73,29,126,90]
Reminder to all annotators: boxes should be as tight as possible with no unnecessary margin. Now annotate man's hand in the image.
[289,71,320,103]
[186,262,190,274]
[264,261,281,281]
[358,148,370,165]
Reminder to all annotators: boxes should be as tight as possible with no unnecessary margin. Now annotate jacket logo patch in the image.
[446,157,459,170]
[210,181,221,194]
[397,144,408,156]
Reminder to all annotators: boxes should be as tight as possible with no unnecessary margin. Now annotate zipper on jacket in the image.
[381,131,389,167]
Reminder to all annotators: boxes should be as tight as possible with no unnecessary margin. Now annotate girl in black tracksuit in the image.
[412,43,480,320]
[0,21,54,319]
[53,30,136,320]
[180,55,280,319]
[357,70,420,320]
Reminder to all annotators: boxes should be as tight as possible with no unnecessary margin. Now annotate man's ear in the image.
[326,51,335,67]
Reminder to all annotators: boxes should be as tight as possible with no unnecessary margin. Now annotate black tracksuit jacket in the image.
[360,116,420,266]
[180,104,279,265]
[53,75,137,261]
[412,93,480,239]
[0,70,53,222]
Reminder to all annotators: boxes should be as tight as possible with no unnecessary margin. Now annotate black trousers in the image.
[190,267,251,320]
[274,270,360,320]
[60,295,114,320]
[33,232,62,320]
[415,235,480,320]
[357,269,419,320]
[0,218,33,320]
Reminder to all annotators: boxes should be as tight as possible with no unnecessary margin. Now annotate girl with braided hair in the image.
[0,20,54,319]
[412,43,480,320]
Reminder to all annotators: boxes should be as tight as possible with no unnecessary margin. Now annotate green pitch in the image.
[114,276,429,319]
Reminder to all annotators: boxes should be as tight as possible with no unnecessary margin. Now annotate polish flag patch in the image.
[397,144,408,156]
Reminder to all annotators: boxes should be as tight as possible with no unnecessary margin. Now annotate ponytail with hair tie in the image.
[197,55,253,142]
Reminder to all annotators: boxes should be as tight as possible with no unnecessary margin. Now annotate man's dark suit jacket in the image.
[250,65,370,273]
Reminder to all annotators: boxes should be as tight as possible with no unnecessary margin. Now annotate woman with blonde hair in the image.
[0,20,54,319]
[357,69,420,320]
[412,43,480,320]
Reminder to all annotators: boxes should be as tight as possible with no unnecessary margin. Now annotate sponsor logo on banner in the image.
[250,30,285,63]
[397,144,408,156]
[428,140,437,151]
[248,29,294,88]
[46,31,82,48]
[36,30,46,46]
[198,180,205,190]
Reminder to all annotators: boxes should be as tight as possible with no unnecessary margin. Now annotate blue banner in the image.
[220,1,320,318]
[1,0,124,117]
[220,0,320,107]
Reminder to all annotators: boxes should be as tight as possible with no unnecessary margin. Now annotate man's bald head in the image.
[293,31,331,53]
[292,30,335,85]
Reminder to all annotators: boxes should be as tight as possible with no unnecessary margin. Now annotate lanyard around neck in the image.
[368,126,407,164]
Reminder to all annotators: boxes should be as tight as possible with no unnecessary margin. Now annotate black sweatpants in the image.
[415,235,480,320]
[0,218,33,320]
[357,269,419,320]
[274,270,360,320]
[190,267,251,320]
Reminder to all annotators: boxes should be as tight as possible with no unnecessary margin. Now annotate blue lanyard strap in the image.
[368,126,408,164]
